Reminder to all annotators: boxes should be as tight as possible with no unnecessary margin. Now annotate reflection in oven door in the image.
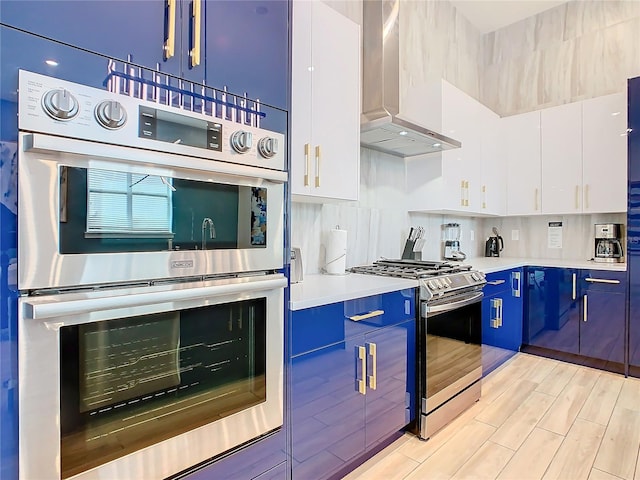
[60,300,266,478]
[421,300,482,439]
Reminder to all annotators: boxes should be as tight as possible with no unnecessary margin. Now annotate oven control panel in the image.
[18,70,285,171]
[423,270,486,295]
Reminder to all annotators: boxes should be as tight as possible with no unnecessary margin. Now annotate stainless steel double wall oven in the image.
[17,71,287,479]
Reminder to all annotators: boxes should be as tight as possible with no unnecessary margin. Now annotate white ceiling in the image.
[449,0,569,34]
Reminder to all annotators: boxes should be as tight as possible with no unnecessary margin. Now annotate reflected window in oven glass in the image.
[59,298,267,478]
[58,166,268,253]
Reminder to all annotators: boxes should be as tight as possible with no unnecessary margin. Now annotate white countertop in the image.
[289,273,419,311]
[464,257,627,274]
[289,258,626,311]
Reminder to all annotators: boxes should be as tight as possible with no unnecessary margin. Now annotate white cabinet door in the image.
[290,1,360,202]
[582,93,627,213]
[480,106,506,216]
[541,102,582,214]
[505,111,542,215]
[290,1,313,196]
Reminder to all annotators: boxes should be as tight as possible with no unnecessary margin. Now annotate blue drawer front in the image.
[484,268,522,298]
[581,270,627,293]
[291,289,415,357]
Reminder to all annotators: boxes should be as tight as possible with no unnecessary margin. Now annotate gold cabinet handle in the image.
[460,180,465,206]
[534,188,539,211]
[482,184,486,209]
[164,0,177,60]
[303,143,310,186]
[367,342,377,390]
[572,273,576,300]
[465,180,470,206]
[585,184,589,210]
[315,145,321,187]
[486,280,506,286]
[349,310,384,321]
[583,295,588,322]
[190,0,202,67]
[357,345,367,395]
[491,298,500,328]
[498,298,503,327]
[575,185,580,210]
[585,278,620,284]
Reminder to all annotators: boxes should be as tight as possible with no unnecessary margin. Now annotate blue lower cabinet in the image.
[482,269,523,374]
[524,267,626,373]
[524,267,580,355]
[579,271,626,369]
[290,289,416,480]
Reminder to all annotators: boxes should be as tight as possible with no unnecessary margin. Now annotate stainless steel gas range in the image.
[351,259,486,439]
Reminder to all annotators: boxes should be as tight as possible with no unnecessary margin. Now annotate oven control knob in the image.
[435,279,443,289]
[42,88,79,121]
[230,130,253,153]
[428,280,437,290]
[258,137,279,158]
[95,100,127,129]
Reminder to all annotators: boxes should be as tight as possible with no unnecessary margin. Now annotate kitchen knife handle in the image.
[367,342,377,390]
[357,346,367,395]
[304,143,310,186]
[315,145,321,187]
[190,0,202,67]
[164,0,177,60]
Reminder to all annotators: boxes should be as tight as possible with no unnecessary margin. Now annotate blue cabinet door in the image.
[628,75,640,378]
[0,0,183,78]
[202,0,289,111]
[290,341,366,480]
[524,267,579,354]
[364,318,415,450]
[579,271,626,369]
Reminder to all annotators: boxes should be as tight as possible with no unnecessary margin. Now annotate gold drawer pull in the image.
[585,278,620,284]
[349,310,384,321]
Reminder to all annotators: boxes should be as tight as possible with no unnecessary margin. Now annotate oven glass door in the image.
[18,133,286,290]
[19,274,285,480]
[425,297,482,412]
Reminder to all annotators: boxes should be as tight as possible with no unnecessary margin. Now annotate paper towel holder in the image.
[324,226,348,275]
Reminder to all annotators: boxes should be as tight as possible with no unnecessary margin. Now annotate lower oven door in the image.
[421,291,483,429]
[18,273,286,480]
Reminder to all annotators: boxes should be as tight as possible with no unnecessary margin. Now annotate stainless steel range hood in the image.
[361,0,461,157]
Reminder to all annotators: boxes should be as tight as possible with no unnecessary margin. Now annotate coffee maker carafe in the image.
[594,223,623,263]
[443,223,466,261]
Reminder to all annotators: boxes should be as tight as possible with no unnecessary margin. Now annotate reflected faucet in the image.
[202,217,216,249]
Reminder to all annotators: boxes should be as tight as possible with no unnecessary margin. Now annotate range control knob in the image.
[230,130,253,153]
[257,137,279,158]
[95,100,127,129]
[42,88,79,121]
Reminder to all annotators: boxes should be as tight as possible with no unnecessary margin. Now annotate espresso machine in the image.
[443,223,466,261]
[594,223,624,263]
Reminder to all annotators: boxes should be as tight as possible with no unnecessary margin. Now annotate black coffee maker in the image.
[485,227,504,257]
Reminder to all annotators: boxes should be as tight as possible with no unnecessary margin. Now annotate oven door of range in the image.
[18,273,286,480]
[18,132,287,290]
[420,291,483,436]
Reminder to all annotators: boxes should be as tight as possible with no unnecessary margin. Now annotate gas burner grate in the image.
[350,259,472,280]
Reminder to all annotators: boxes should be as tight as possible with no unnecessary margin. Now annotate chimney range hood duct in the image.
[360,0,461,158]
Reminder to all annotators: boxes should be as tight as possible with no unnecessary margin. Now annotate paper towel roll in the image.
[325,228,347,275]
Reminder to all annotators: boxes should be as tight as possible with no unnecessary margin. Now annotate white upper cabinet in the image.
[541,102,583,214]
[407,80,493,215]
[290,1,361,202]
[582,93,627,213]
[479,105,506,216]
[504,111,542,216]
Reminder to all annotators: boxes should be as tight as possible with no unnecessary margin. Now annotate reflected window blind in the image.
[87,170,173,235]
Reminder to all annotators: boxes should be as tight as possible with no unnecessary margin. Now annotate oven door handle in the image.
[22,274,287,321]
[425,292,484,315]
[22,133,288,183]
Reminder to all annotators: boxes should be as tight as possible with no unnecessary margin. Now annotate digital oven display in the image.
[138,106,222,151]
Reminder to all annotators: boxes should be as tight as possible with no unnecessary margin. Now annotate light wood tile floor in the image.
[343,353,640,480]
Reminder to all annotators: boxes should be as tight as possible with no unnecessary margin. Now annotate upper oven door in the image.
[18,132,287,290]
